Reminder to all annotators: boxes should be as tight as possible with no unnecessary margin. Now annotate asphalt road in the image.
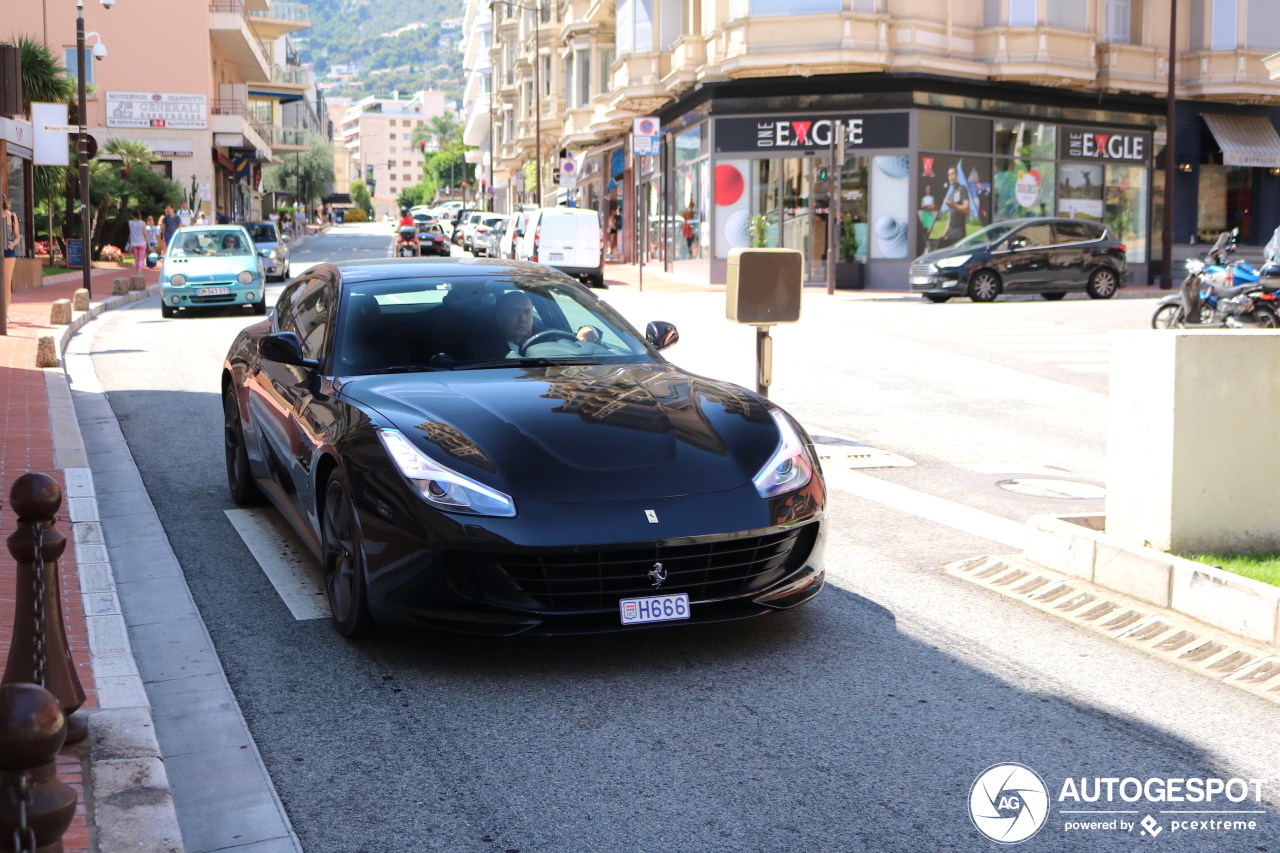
[86,223,1280,851]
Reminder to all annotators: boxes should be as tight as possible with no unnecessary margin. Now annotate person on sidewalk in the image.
[160,205,182,256]
[127,210,147,273]
[145,215,159,253]
[178,202,195,228]
[216,205,230,225]
[2,194,19,284]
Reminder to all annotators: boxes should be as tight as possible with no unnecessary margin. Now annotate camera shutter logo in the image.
[969,763,1050,844]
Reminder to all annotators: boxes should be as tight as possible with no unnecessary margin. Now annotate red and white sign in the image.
[1015,169,1041,208]
[1061,126,1149,163]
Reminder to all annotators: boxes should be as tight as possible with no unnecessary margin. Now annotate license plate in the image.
[620,593,690,625]
[198,286,230,296]
[549,253,565,262]
[910,276,933,285]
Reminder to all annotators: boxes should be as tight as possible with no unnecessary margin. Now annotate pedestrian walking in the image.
[178,202,195,228]
[160,204,182,255]
[216,205,230,225]
[127,210,147,273]
[145,215,159,252]
[2,194,19,284]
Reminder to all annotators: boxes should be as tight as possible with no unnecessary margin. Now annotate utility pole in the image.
[533,0,542,207]
[76,1,91,299]
[1162,0,1177,289]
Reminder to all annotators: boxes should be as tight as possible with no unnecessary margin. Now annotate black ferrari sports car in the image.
[222,258,826,637]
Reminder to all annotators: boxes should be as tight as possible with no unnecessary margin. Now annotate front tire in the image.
[967,270,1001,303]
[923,294,951,303]
[1151,303,1185,329]
[321,472,377,638]
[1040,291,1066,301]
[161,303,175,318]
[252,299,267,315]
[1087,267,1119,299]
[224,389,265,506]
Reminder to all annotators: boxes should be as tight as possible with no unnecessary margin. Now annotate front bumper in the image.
[161,282,264,307]
[350,473,827,636]
[909,268,965,295]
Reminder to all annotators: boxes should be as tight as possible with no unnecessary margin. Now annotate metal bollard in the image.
[1,474,88,744]
[0,683,78,853]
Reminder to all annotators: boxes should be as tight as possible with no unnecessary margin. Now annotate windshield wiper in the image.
[453,356,601,370]
[360,364,449,374]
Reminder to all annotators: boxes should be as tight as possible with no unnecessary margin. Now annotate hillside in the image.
[293,0,466,103]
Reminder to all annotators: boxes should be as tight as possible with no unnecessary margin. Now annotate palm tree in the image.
[13,36,75,114]
[102,139,158,181]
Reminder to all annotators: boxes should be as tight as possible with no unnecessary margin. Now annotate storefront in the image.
[650,82,1169,289]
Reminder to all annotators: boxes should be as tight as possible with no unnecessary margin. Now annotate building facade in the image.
[339,90,448,218]
[459,0,1280,286]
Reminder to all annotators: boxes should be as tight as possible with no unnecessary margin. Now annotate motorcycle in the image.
[395,226,420,258]
[1151,228,1278,329]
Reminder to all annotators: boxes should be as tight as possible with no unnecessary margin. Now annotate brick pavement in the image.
[0,265,158,853]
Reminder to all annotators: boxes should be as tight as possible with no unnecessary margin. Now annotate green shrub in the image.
[342,208,368,223]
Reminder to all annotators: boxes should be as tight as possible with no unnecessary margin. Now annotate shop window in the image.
[995,120,1057,159]
[995,160,1055,221]
[870,155,910,259]
[672,126,707,262]
[918,113,950,152]
[1008,0,1037,26]
[838,157,869,262]
[954,117,993,153]
[916,153,992,256]
[1057,163,1104,221]
[1105,165,1148,262]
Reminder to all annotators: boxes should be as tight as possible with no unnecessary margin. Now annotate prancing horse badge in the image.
[645,510,659,523]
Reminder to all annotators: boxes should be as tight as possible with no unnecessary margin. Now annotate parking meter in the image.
[726,248,803,396]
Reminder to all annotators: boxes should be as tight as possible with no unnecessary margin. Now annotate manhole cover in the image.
[996,478,1105,499]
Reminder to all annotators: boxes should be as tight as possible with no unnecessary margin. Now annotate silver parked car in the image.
[245,221,291,282]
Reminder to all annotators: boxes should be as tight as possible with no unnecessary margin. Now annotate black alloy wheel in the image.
[1041,292,1066,301]
[1087,268,1119,299]
[224,388,264,505]
[1151,303,1185,329]
[322,472,377,637]
[968,270,1002,303]
[923,294,951,303]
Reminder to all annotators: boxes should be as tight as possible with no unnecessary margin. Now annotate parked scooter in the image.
[1151,228,1279,328]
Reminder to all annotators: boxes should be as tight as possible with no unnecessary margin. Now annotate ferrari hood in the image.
[339,363,781,502]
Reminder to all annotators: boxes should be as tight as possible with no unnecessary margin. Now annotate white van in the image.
[515,207,604,288]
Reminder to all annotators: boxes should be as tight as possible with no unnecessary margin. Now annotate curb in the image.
[46,285,185,851]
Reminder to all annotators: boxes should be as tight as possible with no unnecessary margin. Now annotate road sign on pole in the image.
[632,118,660,156]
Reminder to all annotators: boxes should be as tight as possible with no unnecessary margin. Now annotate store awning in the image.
[1202,114,1280,168]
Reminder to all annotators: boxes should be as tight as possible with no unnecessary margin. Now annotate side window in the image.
[1013,223,1053,248]
[1053,221,1092,244]
[273,281,301,332]
[279,275,331,360]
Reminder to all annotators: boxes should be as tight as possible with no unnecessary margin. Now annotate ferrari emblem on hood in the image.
[645,509,658,523]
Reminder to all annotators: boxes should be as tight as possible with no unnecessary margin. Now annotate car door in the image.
[1050,220,1093,287]
[996,222,1054,291]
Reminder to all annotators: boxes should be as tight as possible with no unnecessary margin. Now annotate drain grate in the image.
[944,554,1280,706]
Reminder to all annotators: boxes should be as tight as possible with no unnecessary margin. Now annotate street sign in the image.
[633,117,660,156]
[560,158,578,189]
[32,104,70,166]
[41,124,79,134]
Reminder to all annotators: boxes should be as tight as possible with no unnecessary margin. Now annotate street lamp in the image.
[490,0,543,208]
[1161,0,1178,289]
[75,0,115,299]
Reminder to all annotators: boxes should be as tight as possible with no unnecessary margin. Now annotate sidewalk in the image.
[0,265,161,853]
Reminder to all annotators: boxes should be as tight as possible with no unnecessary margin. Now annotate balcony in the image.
[258,125,311,151]
[1266,52,1280,81]
[661,35,705,96]
[715,13,890,80]
[210,99,274,159]
[1179,50,1280,104]
[974,27,1097,87]
[210,0,272,83]
[604,52,672,116]
[248,1,311,36]
[1095,42,1166,96]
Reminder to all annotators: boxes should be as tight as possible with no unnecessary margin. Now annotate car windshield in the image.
[168,230,252,257]
[246,224,277,243]
[481,216,505,227]
[334,273,657,374]
[949,222,1021,250]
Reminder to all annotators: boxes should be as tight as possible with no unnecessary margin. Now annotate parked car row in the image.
[470,207,605,288]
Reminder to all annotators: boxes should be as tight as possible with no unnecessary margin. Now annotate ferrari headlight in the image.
[169,274,186,287]
[377,428,516,517]
[238,271,254,284]
[935,254,971,269]
[753,410,814,499]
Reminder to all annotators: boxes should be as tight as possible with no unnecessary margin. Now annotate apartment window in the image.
[1046,0,1085,30]
[506,41,515,84]
[63,47,94,86]
[403,160,411,166]
[660,0,681,47]
[563,54,572,100]
[1211,0,1238,49]
[387,160,395,169]
[1245,0,1280,49]
[1104,0,1131,42]
[1008,0,1037,26]
[576,48,591,107]
[748,0,838,15]
[525,81,534,116]
[598,48,613,93]
[617,0,653,52]
[542,56,553,97]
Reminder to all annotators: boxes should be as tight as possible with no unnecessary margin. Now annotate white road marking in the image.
[224,508,329,620]
[823,468,1026,549]
[1060,364,1112,373]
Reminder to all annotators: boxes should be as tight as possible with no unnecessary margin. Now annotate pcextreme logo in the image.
[969,763,1269,844]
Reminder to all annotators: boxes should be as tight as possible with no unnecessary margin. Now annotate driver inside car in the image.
[493,290,537,354]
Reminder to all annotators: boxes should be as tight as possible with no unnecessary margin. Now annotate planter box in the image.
[835,261,863,290]
[8,258,43,293]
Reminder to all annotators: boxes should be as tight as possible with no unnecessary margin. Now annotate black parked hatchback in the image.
[909,217,1128,303]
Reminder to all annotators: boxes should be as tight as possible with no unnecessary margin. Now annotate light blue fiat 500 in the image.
[160,225,267,318]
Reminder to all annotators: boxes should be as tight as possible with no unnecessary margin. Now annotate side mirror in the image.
[280,234,290,244]
[645,321,679,351]
[1009,237,1027,250]
[260,332,319,370]
[515,230,525,238]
